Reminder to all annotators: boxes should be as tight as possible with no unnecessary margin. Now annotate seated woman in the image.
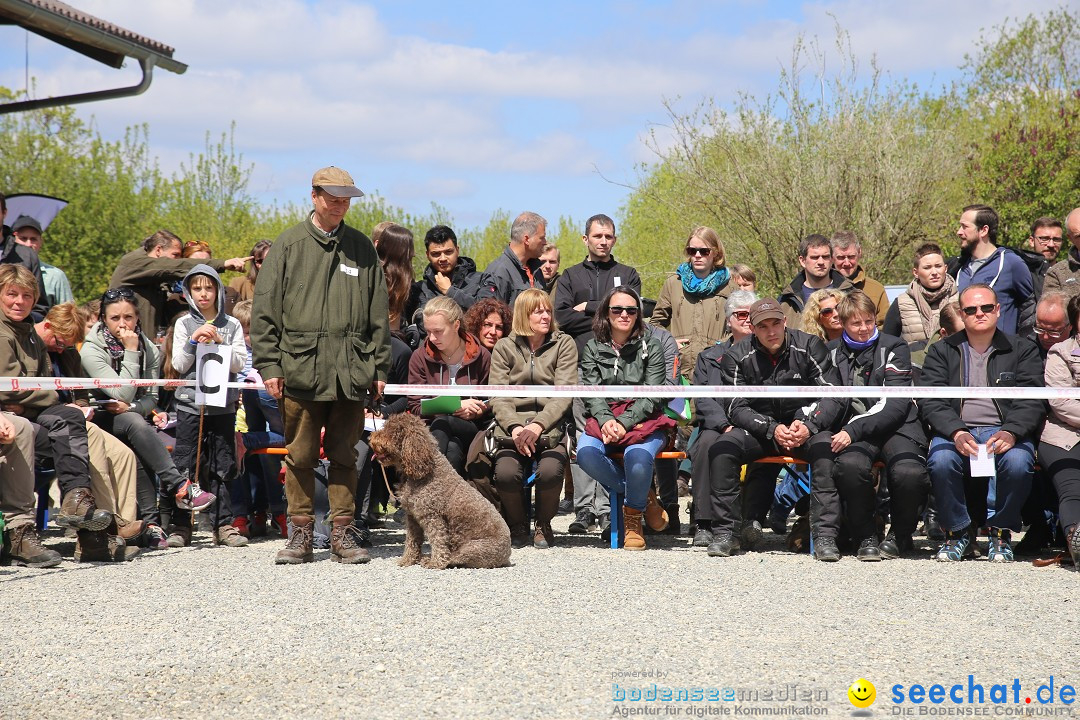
[823,291,930,560]
[576,287,673,550]
[79,287,207,538]
[800,288,846,343]
[408,297,490,477]
[1038,293,1080,569]
[0,266,127,560]
[464,298,512,353]
[488,289,577,548]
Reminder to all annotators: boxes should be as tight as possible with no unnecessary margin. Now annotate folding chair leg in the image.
[611,490,623,549]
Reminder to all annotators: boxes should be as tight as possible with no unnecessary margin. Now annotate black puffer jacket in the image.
[412,255,483,324]
[693,339,734,433]
[553,257,641,338]
[826,333,926,447]
[918,329,1046,442]
[719,329,846,440]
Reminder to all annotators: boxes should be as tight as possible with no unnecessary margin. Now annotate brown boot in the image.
[114,518,146,541]
[330,517,371,564]
[275,515,314,565]
[56,487,113,532]
[215,525,249,547]
[623,506,646,550]
[644,487,669,532]
[3,524,62,568]
[75,530,140,562]
[533,522,555,549]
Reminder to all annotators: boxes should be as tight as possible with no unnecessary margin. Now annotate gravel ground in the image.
[2,500,1077,720]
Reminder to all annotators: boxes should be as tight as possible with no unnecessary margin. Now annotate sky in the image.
[0,0,1061,232]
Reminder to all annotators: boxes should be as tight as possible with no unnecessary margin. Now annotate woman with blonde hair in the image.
[800,288,846,342]
[650,226,732,378]
[488,289,577,548]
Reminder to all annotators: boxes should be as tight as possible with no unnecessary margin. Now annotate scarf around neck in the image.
[842,328,879,351]
[98,322,143,372]
[677,262,729,297]
[906,274,956,339]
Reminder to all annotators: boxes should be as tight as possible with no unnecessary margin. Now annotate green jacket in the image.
[580,333,666,430]
[109,249,229,336]
[0,315,57,417]
[489,330,577,440]
[251,215,392,402]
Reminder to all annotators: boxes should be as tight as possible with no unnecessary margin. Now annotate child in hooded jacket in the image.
[167,264,249,547]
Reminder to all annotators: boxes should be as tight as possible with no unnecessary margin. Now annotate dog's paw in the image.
[420,557,448,570]
[398,555,420,567]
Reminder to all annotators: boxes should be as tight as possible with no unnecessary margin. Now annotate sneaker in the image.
[557,498,574,516]
[878,531,912,560]
[232,516,251,538]
[706,530,740,557]
[987,528,1014,563]
[567,510,596,534]
[175,480,216,512]
[812,536,841,562]
[935,528,974,562]
[1068,524,1080,570]
[692,527,714,550]
[740,520,763,550]
[767,504,789,535]
[856,536,882,562]
[216,524,249,547]
[142,523,169,550]
[165,525,192,548]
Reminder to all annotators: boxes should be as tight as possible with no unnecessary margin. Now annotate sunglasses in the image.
[609,305,639,316]
[961,303,997,316]
[685,247,711,257]
[731,310,750,321]
[101,287,136,304]
[819,307,837,316]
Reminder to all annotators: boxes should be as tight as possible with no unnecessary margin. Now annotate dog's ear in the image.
[397,414,438,479]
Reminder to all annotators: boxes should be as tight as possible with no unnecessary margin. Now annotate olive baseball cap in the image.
[311,166,365,198]
[749,297,786,325]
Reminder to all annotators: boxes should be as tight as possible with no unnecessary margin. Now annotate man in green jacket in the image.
[252,166,392,566]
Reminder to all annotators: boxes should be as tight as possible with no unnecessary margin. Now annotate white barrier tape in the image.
[3,377,1079,400]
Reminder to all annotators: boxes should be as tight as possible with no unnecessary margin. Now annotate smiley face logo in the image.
[848,678,875,708]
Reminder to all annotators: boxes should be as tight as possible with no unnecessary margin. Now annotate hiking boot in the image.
[115,519,146,541]
[533,522,555,549]
[623,506,646,550]
[692,527,714,550]
[935,527,974,562]
[330,517,371,564]
[706,530,740,557]
[141,523,169,550]
[557,498,573,515]
[987,528,1014,563]
[166,525,192,548]
[215,524,249,547]
[250,511,268,538]
[231,516,251,538]
[509,524,530,549]
[275,516,315,564]
[55,487,112,531]
[660,503,681,536]
[175,480,216,512]
[1067,524,1080,570]
[740,520,763,550]
[856,536,882,562]
[878,531,912,559]
[568,510,596,534]
[922,509,945,541]
[75,530,140,562]
[676,472,691,498]
[644,487,668,532]
[3,524,61,568]
[767,503,789,535]
[812,536,841,562]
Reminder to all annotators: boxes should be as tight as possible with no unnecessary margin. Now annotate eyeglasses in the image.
[1034,235,1063,244]
[53,336,68,351]
[609,305,639,316]
[731,310,750,321]
[1034,325,1070,338]
[101,287,136,303]
[819,307,837,316]
[961,303,997,316]
[685,247,711,257]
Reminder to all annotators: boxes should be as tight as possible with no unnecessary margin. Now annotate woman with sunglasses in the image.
[229,239,272,301]
[80,286,201,546]
[577,287,673,550]
[1038,293,1080,569]
[800,288,846,342]
[649,226,733,378]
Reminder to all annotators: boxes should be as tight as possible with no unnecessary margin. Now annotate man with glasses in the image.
[919,283,1045,563]
[1043,207,1080,299]
[1018,217,1064,299]
[778,234,853,325]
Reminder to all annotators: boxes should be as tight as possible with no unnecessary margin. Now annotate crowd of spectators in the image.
[2,192,1080,571]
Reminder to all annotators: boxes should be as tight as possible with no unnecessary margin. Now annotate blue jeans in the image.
[926,426,1034,533]
[576,430,666,511]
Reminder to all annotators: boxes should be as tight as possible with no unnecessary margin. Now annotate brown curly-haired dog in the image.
[370,413,511,569]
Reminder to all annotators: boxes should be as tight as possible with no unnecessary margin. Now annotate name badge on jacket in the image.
[340,263,359,277]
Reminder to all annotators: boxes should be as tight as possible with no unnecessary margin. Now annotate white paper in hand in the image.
[195,343,233,408]
[969,443,997,478]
